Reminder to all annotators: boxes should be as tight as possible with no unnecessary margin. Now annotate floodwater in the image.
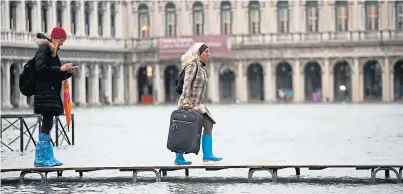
[1,104,403,193]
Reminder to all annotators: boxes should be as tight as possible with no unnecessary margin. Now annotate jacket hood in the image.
[34,33,56,52]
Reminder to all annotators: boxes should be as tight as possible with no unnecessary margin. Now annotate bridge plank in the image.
[2,164,403,173]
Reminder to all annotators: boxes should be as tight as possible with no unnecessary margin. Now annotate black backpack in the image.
[19,57,36,96]
[175,64,198,95]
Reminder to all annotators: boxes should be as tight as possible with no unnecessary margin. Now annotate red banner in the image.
[157,35,231,61]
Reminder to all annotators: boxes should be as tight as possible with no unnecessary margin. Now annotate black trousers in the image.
[40,115,54,135]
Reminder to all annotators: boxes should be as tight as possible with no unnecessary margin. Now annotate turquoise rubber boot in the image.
[34,133,63,167]
[202,134,223,162]
[174,152,192,165]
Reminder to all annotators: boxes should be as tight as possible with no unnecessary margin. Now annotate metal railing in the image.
[1,114,75,152]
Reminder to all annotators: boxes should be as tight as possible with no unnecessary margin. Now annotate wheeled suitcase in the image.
[167,109,204,155]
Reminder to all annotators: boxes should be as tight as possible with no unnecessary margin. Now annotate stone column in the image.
[322,59,330,102]
[208,62,219,103]
[293,59,302,103]
[383,57,391,101]
[77,0,85,35]
[128,64,138,104]
[90,1,98,37]
[115,2,123,38]
[152,64,164,104]
[75,63,87,106]
[34,1,42,32]
[88,64,100,106]
[64,0,71,34]
[104,65,112,105]
[103,1,111,37]
[2,0,10,30]
[48,0,56,32]
[236,61,247,103]
[114,64,125,104]
[263,60,273,103]
[2,61,13,108]
[18,0,26,32]
[352,58,360,102]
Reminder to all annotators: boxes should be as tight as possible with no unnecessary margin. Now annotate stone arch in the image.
[10,62,20,108]
[275,61,293,102]
[164,64,180,103]
[363,60,382,101]
[219,64,237,76]
[333,60,352,101]
[247,62,264,101]
[393,59,403,101]
[303,61,322,102]
[219,64,236,102]
[301,59,324,74]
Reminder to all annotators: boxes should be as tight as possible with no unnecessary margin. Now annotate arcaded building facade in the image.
[1,0,403,108]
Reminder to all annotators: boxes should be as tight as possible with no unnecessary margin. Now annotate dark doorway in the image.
[333,61,352,101]
[363,60,382,101]
[304,62,322,102]
[164,65,179,103]
[247,63,264,101]
[137,66,153,103]
[219,69,236,102]
[275,62,293,102]
[393,60,403,101]
[10,63,18,108]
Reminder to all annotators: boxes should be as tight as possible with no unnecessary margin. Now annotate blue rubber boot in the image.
[174,152,192,165]
[202,134,222,162]
[34,133,63,167]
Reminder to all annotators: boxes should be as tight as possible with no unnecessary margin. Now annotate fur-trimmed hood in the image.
[34,33,56,52]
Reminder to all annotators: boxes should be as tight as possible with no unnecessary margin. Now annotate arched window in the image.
[165,2,176,36]
[138,4,150,38]
[277,1,289,33]
[220,1,232,35]
[193,2,204,35]
[248,1,260,34]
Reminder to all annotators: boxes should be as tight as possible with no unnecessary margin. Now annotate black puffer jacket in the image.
[33,33,72,116]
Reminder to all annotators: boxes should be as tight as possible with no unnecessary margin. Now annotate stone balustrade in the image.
[2,30,402,51]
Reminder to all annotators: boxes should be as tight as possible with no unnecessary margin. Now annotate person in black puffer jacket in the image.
[33,27,78,167]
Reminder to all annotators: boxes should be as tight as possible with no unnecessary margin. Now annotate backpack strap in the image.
[190,63,199,88]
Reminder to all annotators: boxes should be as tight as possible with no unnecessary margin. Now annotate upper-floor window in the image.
[26,2,33,32]
[70,1,77,35]
[193,2,204,35]
[56,1,63,27]
[110,3,116,37]
[84,2,90,35]
[277,1,289,33]
[98,2,104,36]
[306,1,319,33]
[365,1,378,31]
[165,3,176,36]
[249,1,260,34]
[396,2,403,31]
[220,1,232,35]
[138,4,149,38]
[335,0,348,32]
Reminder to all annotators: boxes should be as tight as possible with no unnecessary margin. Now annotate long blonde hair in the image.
[180,42,205,69]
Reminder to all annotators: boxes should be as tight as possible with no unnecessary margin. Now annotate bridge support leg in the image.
[295,168,300,176]
[132,169,161,183]
[248,168,278,183]
[19,171,47,184]
[371,167,401,184]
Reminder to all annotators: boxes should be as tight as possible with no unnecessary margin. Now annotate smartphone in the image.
[72,64,78,67]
